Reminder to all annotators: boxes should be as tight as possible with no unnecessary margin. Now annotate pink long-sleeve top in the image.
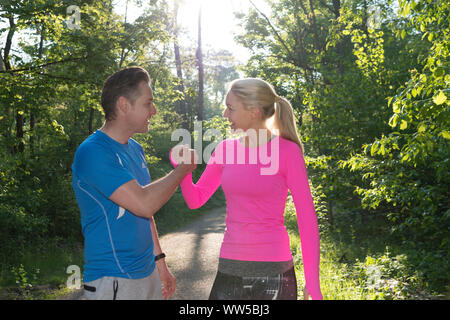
[169,136,322,300]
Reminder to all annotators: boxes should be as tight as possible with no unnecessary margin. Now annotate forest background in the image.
[0,0,448,299]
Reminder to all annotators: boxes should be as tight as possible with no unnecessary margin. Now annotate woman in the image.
[170,78,323,300]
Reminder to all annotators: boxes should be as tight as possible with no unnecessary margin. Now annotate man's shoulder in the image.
[74,133,112,160]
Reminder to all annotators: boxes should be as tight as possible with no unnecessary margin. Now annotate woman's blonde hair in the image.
[228,78,305,154]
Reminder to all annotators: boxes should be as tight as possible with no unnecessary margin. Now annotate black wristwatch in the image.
[154,253,166,262]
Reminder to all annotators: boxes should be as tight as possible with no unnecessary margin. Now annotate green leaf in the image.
[393,101,401,113]
[379,144,386,155]
[389,114,399,128]
[418,123,427,133]
[400,120,408,130]
[401,153,410,163]
[370,141,379,156]
[432,91,446,105]
[441,131,450,139]
[387,96,394,106]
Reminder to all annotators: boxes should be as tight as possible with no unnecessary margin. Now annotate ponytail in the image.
[273,97,305,154]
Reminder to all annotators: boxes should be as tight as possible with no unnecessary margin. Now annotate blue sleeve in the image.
[73,143,135,198]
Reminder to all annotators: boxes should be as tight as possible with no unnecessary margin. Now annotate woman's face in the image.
[223,91,257,132]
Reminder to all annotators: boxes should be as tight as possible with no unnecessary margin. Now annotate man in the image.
[71,67,196,299]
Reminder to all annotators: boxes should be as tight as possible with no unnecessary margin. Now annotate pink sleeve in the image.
[285,144,323,300]
[169,144,223,209]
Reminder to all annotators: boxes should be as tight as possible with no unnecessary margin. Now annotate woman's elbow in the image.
[186,202,201,210]
[182,192,203,210]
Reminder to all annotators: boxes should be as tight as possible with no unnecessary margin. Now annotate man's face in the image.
[128,81,157,133]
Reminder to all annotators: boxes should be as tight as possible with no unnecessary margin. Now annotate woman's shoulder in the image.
[277,137,305,171]
[278,136,302,154]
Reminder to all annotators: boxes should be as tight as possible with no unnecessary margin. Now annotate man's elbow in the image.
[135,200,158,219]
[110,180,159,219]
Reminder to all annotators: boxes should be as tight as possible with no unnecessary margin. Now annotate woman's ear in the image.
[250,107,263,120]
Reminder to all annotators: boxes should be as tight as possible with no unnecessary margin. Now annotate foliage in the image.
[340,0,449,253]
[10,264,40,299]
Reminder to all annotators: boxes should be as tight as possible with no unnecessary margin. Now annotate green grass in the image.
[284,195,446,300]
[290,233,375,300]
[0,239,84,299]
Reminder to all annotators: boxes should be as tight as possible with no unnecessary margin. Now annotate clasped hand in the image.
[171,144,198,172]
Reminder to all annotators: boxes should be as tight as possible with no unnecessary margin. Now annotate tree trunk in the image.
[173,2,187,129]
[196,7,204,121]
[4,16,24,154]
[307,0,321,51]
[15,112,24,153]
[362,0,369,35]
[119,0,129,68]
[3,17,15,71]
[332,0,344,74]
[30,25,45,154]
[327,198,334,228]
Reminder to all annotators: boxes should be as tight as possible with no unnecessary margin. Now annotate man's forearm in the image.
[141,166,189,217]
[150,217,163,255]
[109,149,196,219]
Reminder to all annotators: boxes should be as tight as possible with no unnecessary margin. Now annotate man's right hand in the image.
[172,145,197,173]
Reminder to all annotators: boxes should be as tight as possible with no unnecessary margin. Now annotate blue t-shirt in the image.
[71,130,155,283]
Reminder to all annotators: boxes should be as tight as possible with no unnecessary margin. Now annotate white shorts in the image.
[83,270,162,300]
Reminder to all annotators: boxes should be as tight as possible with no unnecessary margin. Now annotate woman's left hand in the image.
[303,287,311,300]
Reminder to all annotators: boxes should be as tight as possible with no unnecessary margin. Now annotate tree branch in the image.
[248,1,294,61]
[35,71,102,85]
[0,56,88,74]
[248,0,313,72]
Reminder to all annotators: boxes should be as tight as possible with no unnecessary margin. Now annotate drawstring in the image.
[113,279,119,300]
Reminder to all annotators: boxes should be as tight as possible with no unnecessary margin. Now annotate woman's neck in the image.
[242,126,274,148]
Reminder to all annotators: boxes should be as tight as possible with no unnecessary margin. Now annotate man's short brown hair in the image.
[101,67,151,121]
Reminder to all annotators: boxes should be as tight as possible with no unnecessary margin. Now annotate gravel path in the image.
[161,206,226,300]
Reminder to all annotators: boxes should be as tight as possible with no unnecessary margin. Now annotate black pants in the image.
[209,267,297,300]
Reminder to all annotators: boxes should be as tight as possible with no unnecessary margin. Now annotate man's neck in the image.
[99,121,132,145]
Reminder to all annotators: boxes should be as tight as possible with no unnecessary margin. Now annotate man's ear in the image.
[116,96,131,115]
